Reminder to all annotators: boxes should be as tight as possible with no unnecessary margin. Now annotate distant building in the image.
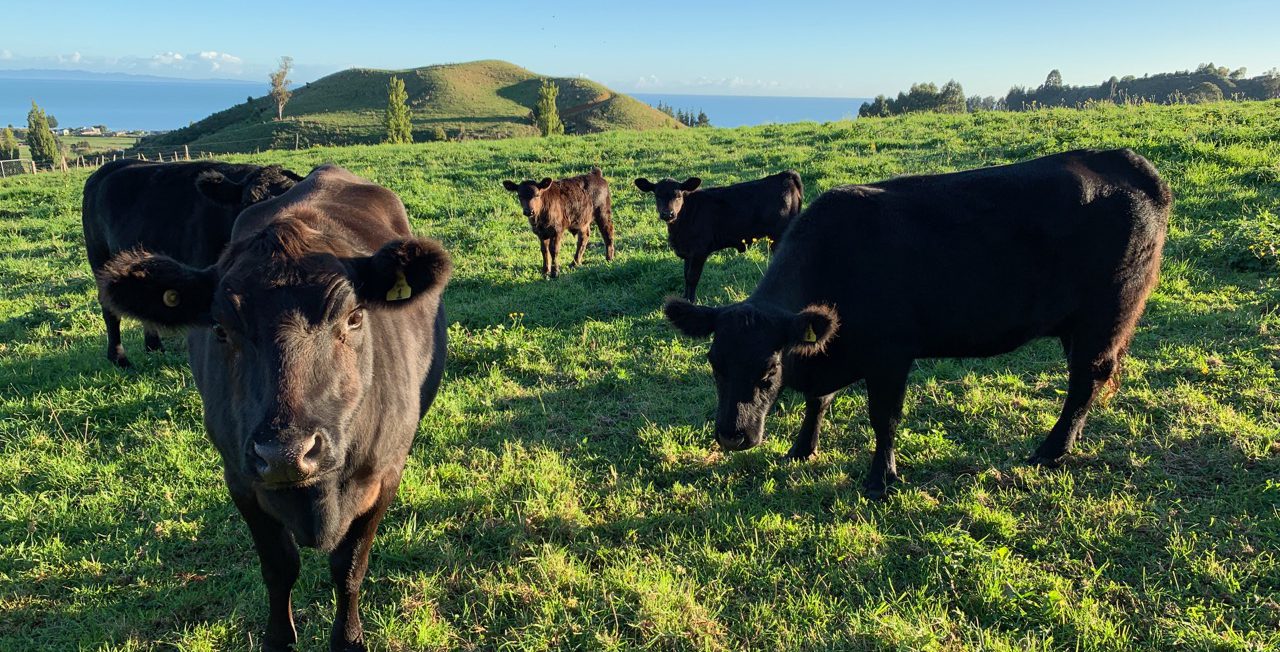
[77,127,102,136]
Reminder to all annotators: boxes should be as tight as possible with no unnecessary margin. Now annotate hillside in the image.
[3,102,1278,650]
[137,60,681,153]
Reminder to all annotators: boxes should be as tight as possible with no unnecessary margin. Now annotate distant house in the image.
[59,128,74,136]
[77,127,102,136]
[112,131,131,138]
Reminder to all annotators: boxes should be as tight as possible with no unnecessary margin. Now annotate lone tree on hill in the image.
[0,126,19,160]
[534,79,564,137]
[25,102,61,170]
[1044,69,1064,89]
[269,56,294,120]
[384,76,414,144]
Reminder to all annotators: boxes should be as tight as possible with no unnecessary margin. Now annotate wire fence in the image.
[1,132,301,177]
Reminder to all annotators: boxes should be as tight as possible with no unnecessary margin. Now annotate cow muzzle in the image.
[250,431,325,486]
[715,430,760,452]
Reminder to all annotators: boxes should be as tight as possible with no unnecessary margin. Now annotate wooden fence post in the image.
[184,145,190,160]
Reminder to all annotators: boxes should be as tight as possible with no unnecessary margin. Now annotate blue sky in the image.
[2,0,1276,97]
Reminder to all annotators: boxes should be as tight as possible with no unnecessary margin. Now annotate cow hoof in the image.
[1026,452,1065,468]
[109,355,132,369]
[145,342,164,353]
[862,472,900,500]
[782,447,816,462]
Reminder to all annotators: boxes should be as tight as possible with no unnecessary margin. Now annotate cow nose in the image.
[251,432,323,484]
[660,212,676,221]
[716,431,750,452]
[523,210,534,217]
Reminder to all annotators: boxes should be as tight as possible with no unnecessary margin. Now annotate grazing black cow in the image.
[82,159,303,367]
[96,165,451,651]
[664,149,1170,498]
[502,167,615,278]
[635,170,803,301]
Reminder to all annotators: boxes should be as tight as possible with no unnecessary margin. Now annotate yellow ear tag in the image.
[163,289,180,307]
[803,324,818,344]
[386,269,412,301]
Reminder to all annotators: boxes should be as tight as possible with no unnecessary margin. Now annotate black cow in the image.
[635,170,803,301]
[502,167,615,278]
[96,165,451,651]
[82,159,303,367]
[664,149,1170,498]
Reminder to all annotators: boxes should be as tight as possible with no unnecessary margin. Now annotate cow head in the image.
[196,165,304,212]
[96,210,451,489]
[502,178,554,218]
[664,298,838,451]
[634,177,701,222]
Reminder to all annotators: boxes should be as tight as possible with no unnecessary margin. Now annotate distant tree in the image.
[428,126,447,142]
[93,124,109,134]
[533,79,564,136]
[1043,69,1064,89]
[966,95,1000,112]
[46,114,59,129]
[383,76,413,144]
[859,95,892,117]
[1186,81,1224,104]
[695,110,711,127]
[0,126,19,160]
[25,102,61,170]
[1264,69,1280,99]
[70,140,92,155]
[1229,67,1247,80]
[269,56,294,120]
[938,80,966,113]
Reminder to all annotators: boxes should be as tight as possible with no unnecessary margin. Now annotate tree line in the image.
[653,102,711,127]
[861,63,1280,117]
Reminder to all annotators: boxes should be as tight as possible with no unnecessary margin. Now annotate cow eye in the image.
[347,308,365,330]
[212,323,228,343]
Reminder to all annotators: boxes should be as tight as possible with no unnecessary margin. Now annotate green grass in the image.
[138,60,681,154]
[2,101,1279,651]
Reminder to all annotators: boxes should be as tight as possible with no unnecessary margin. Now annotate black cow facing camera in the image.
[665,149,1171,499]
[635,170,803,301]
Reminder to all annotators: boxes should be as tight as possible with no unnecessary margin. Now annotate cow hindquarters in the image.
[231,492,301,652]
[594,206,616,261]
[327,475,399,652]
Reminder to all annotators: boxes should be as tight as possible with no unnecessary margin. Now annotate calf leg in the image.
[594,207,616,261]
[539,238,552,278]
[328,480,398,652]
[144,327,164,353]
[571,229,588,268]
[1028,333,1120,466]
[784,393,834,460]
[682,255,708,302]
[102,308,130,368]
[547,233,563,279]
[864,362,911,499]
[231,492,300,652]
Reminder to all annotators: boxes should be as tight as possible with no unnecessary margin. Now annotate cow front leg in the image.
[102,308,130,368]
[231,492,300,652]
[682,255,707,302]
[863,362,911,499]
[539,238,552,278]
[327,480,398,652]
[547,233,562,278]
[784,393,834,461]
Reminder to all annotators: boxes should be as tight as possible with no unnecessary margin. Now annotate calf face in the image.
[634,177,701,222]
[664,298,838,450]
[98,218,450,488]
[502,178,554,218]
[196,165,303,212]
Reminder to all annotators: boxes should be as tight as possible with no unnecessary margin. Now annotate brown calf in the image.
[502,167,615,278]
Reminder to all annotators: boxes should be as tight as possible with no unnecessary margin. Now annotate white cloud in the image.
[633,75,661,88]
[57,51,83,64]
[150,51,185,66]
[0,49,12,60]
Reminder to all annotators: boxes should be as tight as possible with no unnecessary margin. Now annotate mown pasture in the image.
[1,102,1277,650]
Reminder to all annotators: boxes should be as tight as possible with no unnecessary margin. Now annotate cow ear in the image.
[663,297,720,339]
[352,237,452,307]
[502,180,519,192]
[195,171,244,206]
[680,177,702,192]
[536,177,553,190]
[634,178,655,193]
[97,250,216,328]
[282,168,305,182]
[788,305,839,356]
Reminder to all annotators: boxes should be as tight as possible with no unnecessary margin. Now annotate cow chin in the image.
[714,407,769,452]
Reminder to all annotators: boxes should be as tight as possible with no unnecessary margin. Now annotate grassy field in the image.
[15,136,140,164]
[1,102,1278,651]
[138,60,681,154]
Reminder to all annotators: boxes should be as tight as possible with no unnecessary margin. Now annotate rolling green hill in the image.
[3,102,1279,650]
[135,60,682,154]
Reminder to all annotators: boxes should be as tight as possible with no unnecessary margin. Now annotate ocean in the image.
[0,76,869,132]
[0,78,267,132]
